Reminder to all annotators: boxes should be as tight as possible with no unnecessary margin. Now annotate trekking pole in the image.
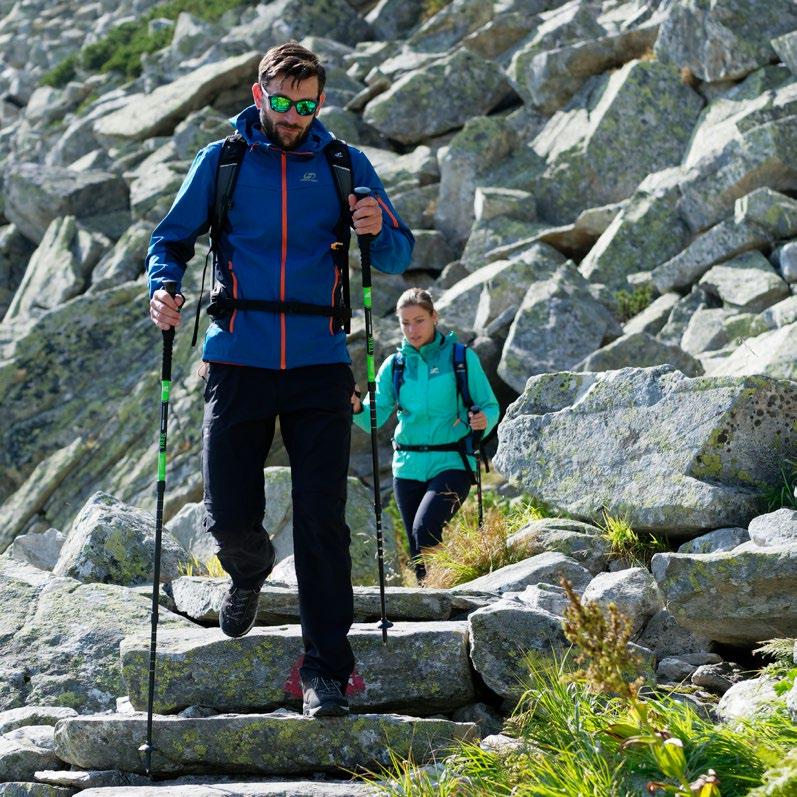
[354,186,392,644]
[140,279,178,777]
[470,405,484,529]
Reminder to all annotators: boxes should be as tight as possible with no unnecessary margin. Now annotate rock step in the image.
[122,622,475,715]
[75,783,379,797]
[54,712,477,777]
[170,578,495,624]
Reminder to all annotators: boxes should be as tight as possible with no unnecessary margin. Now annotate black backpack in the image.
[191,133,354,346]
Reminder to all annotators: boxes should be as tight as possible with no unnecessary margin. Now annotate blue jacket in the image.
[354,331,500,481]
[147,105,414,370]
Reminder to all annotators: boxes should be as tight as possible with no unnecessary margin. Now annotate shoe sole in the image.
[303,702,350,718]
[220,612,257,639]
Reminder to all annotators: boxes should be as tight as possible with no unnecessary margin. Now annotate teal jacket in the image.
[354,331,500,481]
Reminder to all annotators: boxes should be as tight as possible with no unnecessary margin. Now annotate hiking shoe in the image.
[302,675,349,718]
[219,584,261,638]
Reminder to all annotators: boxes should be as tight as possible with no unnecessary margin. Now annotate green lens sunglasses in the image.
[263,89,319,116]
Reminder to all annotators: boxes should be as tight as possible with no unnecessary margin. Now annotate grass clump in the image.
[177,554,226,578]
[761,458,797,511]
[598,508,667,566]
[421,492,547,589]
[422,0,453,20]
[370,586,796,796]
[40,0,256,86]
[614,283,654,323]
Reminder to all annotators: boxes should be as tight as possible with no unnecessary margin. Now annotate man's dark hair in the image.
[258,41,326,94]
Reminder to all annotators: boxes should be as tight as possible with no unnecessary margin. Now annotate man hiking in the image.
[146,41,414,718]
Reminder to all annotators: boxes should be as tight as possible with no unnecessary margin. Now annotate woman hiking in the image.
[352,288,500,583]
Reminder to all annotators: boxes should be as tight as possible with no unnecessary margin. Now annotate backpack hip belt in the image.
[392,434,479,484]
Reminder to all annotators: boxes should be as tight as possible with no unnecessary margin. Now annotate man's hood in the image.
[229,104,334,153]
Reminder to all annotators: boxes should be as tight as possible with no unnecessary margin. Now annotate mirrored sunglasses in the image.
[263,90,319,116]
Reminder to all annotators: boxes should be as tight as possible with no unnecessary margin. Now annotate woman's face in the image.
[398,304,437,349]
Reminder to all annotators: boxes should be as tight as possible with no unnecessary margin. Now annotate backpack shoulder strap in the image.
[391,352,405,412]
[192,134,247,347]
[324,137,353,333]
[453,343,474,410]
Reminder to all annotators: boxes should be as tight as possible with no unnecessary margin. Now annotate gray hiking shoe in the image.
[302,675,350,718]
[219,584,262,638]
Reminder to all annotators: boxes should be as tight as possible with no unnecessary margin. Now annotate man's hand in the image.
[150,289,184,330]
[348,193,382,238]
[351,385,363,414]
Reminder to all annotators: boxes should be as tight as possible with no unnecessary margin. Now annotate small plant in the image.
[40,54,78,88]
[177,554,226,578]
[614,284,654,323]
[421,0,453,20]
[599,508,667,566]
[421,492,546,588]
[761,458,797,511]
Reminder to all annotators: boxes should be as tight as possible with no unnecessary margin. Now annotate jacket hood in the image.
[230,104,334,153]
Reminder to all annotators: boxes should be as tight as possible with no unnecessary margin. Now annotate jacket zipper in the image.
[280,151,288,369]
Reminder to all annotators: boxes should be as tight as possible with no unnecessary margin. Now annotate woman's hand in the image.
[468,410,487,431]
[351,385,363,414]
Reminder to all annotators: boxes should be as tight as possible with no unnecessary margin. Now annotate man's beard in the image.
[259,106,311,150]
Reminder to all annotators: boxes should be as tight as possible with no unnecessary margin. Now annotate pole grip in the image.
[470,405,483,448]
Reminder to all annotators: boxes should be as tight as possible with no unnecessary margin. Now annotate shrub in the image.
[614,284,654,323]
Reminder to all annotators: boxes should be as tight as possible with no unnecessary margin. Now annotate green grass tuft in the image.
[614,284,654,323]
[761,458,797,512]
[598,508,667,566]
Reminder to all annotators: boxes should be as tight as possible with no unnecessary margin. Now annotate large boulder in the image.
[53,491,186,586]
[530,59,702,224]
[581,567,664,634]
[93,52,260,141]
[493,366,797,535]
[697,251,789,313]
[497,262,621,393]
[654,0,797,82]
[4,165,129,245]
[0,556,193,713]
[748,509,797,547]
[363,48,512,145]
[573,332,703,377]
[468,599,568,700]
[652,545,797,643]
[707,323,797,379]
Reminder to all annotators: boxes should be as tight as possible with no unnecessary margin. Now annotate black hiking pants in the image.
[393,468,472,582]
[202,362,355,688]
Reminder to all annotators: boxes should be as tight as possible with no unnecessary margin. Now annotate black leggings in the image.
[393,469,472,581]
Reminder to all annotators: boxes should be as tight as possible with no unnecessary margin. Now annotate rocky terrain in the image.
[1,0,797,794]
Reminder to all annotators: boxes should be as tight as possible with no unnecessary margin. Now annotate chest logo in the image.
[430,367,440,375]
[301,171,318,182]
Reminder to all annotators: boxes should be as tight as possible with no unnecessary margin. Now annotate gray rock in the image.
[4,165,128,245]
[498,262,621,392]
[775,241,797,280]
[0,783,74,796]
[54,712,476,776]
[164,503,217,565]
[468,600,568,700]
[531,60,702,225]
[0,706,76,735]
[748,508,797,547]
[363,49,511,146]
[170,578,453,624]
[53,492,186,586]
[494,366,797,534]
[0,225,34,320]
[698,251,789,312]
[772,29,797,75]
[504,583,571,617]
[574,332,703,377]
[7,528,65,571]
[707,322,797,379]
[94,52,260,141]
[677,527,749,554]
[691,661,746,694]
[652,219,772,293]
[581,567,664,635]
[435,116,517,246]
[451,551,592,596]
[506,518,610,575]
[680,307,767,356]
[33,770,148,789]
[623,292,681,337]
[4,217,110,323]
[66,783,377,797]
[734,187,797,239]
[366,0,425,40]
[761,295,797,329]
[0,725,63,781]
[434,244,565,341]
[390,183,437,230]
[652,545,797,643]
[787,679,797,723]
[121,622,474,715]
[715,676,779,721]
[654,0,797,82]
[580,168,690,289]
[406,0,496,54]
[657,657,699,683]
[657,286,708,346]
[450,702,503,738]
[636,609,712,660]
[409,229,456,271]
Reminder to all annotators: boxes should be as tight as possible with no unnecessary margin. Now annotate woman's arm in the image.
[465,348,500,436]
[352,353,398,432]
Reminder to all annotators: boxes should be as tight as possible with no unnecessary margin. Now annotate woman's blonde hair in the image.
[396,288,435,316]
